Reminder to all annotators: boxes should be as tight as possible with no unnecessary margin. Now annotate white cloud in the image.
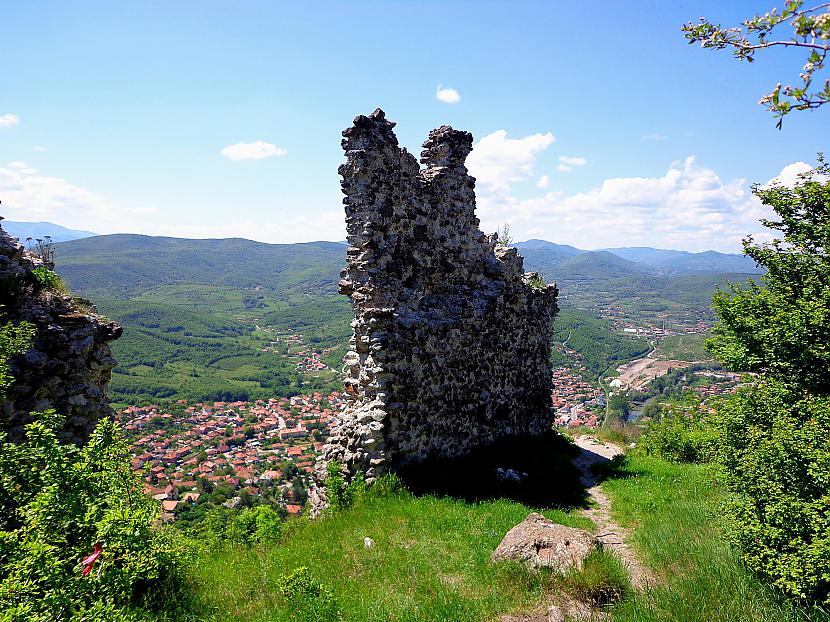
[466,130,555,191]
[33,146,47,152]
[0,113,20,128]
[559,155,587,167]
[476,155,780,253]
[220,141,287,161]
[557,155,587,173]
[0,162,111,229]
[436,84,461,104]
[536,175,550,188]
[641,133,666,141]
[761,161,816,188]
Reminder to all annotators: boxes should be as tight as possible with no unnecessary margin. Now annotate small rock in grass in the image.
[492,512,597,572]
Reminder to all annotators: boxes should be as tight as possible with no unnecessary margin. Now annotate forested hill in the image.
[56,234,345,298]
[50,234,759,404]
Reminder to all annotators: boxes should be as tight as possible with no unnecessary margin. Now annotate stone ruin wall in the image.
[0,221,122,444]
[317,109,559,487]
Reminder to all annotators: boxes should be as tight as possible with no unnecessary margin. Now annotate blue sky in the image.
[1,1,828,252]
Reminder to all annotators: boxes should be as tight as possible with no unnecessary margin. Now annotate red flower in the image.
[81,543,103,576]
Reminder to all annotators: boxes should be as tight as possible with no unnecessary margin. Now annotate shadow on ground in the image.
[394,431,590,510]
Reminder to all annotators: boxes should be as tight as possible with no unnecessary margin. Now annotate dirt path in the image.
[572,435,655,590]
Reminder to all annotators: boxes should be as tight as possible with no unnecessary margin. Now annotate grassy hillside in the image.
[552,306,650,375]
[52,234,737,403]
[654,332,715,362]
[54,235,351,404]
[148,450,823,622]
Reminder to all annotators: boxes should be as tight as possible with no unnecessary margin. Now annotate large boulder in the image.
[492,512,597,572]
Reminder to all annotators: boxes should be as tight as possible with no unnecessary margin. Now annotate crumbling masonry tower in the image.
[318,109,558,483]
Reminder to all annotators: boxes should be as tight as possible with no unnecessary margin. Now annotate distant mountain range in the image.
[47,232,761,404]
[0,219,760,278]
[514,239,762,277]
[2,220,98,243]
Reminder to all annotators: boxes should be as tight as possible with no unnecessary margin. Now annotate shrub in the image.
[637,396,721,463]
[0,320,35,401]
[718,381,830,604]
[275,567,339,622]
[526,273,547,291]
[29,266,67,294]
[0,412,189,621]
[557,548,631,607]
[324,460,365,511]
[227,505,282,546]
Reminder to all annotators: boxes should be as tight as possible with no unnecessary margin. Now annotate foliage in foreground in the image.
[683,1,830,127]
[603,454,829,622]
[706,159,830,604]
[187,504,283,548]
[718,381,830,603]
[0,413,188,621]
[708,158,830,394]
[0,320,35,401]
[637,395,721,464]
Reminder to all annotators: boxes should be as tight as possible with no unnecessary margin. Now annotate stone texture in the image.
[314,109,558,506]
[0,220,121,444]
[491,512,597,572]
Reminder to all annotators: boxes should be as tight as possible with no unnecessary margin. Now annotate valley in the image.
[54,234,756,407]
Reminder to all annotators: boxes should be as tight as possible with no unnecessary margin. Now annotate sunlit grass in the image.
[173,487,591,622]
[603,454,830,622]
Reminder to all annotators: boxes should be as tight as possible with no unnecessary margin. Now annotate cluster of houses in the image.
[123,362,736,520]
[551,367,605,428]
[118,391,348,521]
[258,331,334,373]
[687,371,743,398]
[614,318,712,337]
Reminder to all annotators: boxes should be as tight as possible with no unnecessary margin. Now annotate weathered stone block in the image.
[0,222,121,444]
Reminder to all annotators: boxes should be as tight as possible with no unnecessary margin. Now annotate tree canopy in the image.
[708,156,830,393]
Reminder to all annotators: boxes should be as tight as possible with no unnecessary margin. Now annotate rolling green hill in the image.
[54,235,351,404]
[552,307,650,375]
[51,234,745,403]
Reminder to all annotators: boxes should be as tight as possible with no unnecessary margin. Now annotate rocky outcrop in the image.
[491,512,597,572]
[316,109,558,494]
[0,219,121,444]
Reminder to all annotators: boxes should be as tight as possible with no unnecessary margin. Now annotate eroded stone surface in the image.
[0,221,121,444]
[491,512,597,572]
[314,109,558,503]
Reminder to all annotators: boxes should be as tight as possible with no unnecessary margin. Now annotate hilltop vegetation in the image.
[551,307,650,375]
[52,236,352,404]
[52,234,729,404]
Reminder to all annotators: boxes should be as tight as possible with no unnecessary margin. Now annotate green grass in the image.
[602,454,830,622]
[137,448,830,622]
[654,332,715,362]
[559,548,632,607]
[166,487,592,622]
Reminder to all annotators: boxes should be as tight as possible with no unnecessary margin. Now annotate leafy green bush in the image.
[0,321,35,401]
[275,567,339,622]
[0,412,189,621]
[324,460,366,511]
[718,381,830,604]
[637,396,721,464]
[227,505,282,546]
[29,266,67,294]
[706,158,830,604]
